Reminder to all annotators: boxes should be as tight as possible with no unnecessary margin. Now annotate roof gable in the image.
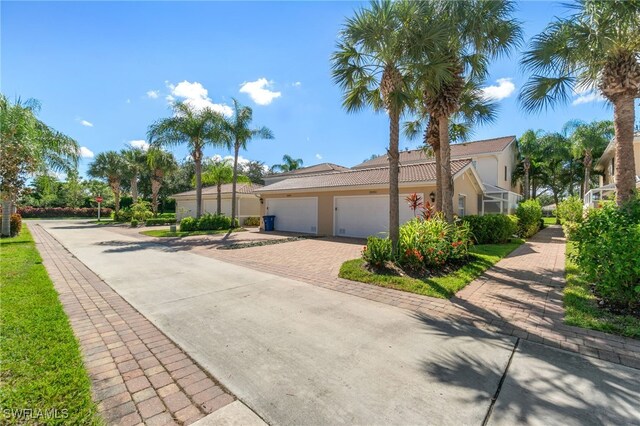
[171,182,262,198]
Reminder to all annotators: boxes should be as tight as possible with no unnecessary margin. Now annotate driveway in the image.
[36,221,640,425]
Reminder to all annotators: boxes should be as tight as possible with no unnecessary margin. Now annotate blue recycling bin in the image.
[263,215,275,231]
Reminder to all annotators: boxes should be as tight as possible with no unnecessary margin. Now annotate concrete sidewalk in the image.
[34,221,640,425]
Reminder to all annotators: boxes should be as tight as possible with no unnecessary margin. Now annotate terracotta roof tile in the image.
[267,163,350,177]
[352,136,516,169]
[171,183,262,198]
[259,159,472,192]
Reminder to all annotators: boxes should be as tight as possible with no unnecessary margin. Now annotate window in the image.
[504,166,508,182]
[458,194,466,216]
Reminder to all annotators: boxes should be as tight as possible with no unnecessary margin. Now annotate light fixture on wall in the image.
[429,192,436,203]
[260,197,264,204]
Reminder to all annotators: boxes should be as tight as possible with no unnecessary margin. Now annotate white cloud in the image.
[572,90,605,106]
[80,120,94,127]
[293,81,302,87]
[146,90,159,99]
[126,99,131,104]
[239,78,282,105]
[166,81,233,116]
[481,78,516,101]
[129,140,150,151]
[315,154,323,160]
[79,146,94,159]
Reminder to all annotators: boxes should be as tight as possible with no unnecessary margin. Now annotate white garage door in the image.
[265,197,318,234]
[334,194,421,238]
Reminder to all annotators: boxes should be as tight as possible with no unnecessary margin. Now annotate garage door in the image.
[265,197,318,234]
[334,194,421,238]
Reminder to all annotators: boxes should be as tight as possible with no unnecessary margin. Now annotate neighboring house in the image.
[263,163,351,185]
[584,132,640,207]
[256,159,484,238]
[353,136,522,215]
[172,183,262,223]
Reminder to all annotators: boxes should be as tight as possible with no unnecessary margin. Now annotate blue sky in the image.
[2,1,622,178]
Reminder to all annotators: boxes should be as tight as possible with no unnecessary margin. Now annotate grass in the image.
[0,227,102,425]
[543,216,560,226]
[140,228,246,238]
[563,241,640,338]
[339,239,524,299]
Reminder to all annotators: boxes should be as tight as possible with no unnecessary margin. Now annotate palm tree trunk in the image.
[1,198,12,237]
[151,178,161,216]
[388,109,400,251]
[438,116,454,222]
[524,169,530,200]
[217,183,222,215]
[131,177,138,204]
[612,96,636,205]
[426,120,442,212]
[231,143,240,228]
[194,158,202,218]
[110,179,121,213]
[583,152,592,199]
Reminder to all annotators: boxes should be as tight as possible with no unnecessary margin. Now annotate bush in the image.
[179,216,197,232]
[112,208,132,222]
[144,218,176,226]
[197,213,231,231]
[17,207,113,218]
[461,214,518,244]
[244,216,260,226]
[130,219,138,227]
[557,196,584,239]
[10,213,22,236]
[572,196,640,307]
[516,199,542,238]
[362,237,393,268]
[131,201,153,222]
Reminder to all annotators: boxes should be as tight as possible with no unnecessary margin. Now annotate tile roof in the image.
[352,135,516,169]
[258,159,472,192]
[267,163,350,177]
[171,182,262,198]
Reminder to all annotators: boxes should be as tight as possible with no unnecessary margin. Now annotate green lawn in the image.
[563,242,640,338]
[0,227,102,425]
[543,216,560,225]
[339,239,524,299]
[140,228,246,238]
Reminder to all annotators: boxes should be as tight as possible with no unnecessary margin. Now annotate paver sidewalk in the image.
[30,224,236,425]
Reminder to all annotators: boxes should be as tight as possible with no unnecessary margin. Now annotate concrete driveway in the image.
[37,221,640,425]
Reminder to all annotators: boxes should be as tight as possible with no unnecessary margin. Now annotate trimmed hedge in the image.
[244,216,260,226]
[179,213,233,232]
[516,199,542,238]
[145,218,177,226]
[461,214,518,244]
[11,213,22,237]
[17,207,113,218]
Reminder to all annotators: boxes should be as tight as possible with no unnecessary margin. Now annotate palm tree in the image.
[0,95,79,236]
[147,148,177,216]
[148,102,227,218]
[271,154,304,173]
[520,1,640,205]
[414,0,521,222]
[539,132,573,224]
[331,0,438,248]
[88,151,126,213]
[220,99,273,227]
[517,129,545,200]
[122,146,147,203]
[201,158,234,215]
[565,120,615,198]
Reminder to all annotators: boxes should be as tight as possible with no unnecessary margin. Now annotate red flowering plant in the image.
[405,193,423,217]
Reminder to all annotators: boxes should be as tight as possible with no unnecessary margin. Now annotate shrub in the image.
[461,214,518,244]
[130,219,138,227]
[557,196,584,239]
[10,213,22,236]
[516,199,542,238]
[197,213,231,231]
[17,207,113,218]
[112,208,132,222]
[179,216,197,232]
[131,201,153,222]
[244,216,260,226]
[144,218,176,226]
[362,237,393,268]
[572,196,640,307]
[398,217,472,268]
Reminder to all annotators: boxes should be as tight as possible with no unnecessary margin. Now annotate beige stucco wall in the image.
[259,171,482,235]
[471,142,519,193]
[175,195,260,221]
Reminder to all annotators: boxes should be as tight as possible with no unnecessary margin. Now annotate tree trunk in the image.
[217,183,222,215]
[531,178,537,200]
[388,109,400,251]
[426,120,442,212]
[194,158,202,218]
[523,158,530,201]
[612,96,636,205]
[131,176,138,204]
[553,191,560,225]
[583,152,592,200]
[438,116,454,222]
[1,198,12,237]
[110,179,121,213]
[151,178,161,216]
[230,143,240,228]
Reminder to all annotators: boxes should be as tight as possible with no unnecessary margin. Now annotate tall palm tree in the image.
[271,154,304,173]
[201,158,234,215]
[220,99,273,227]
[148,102,227,218]
[331,0,441,248]
[540,132,573,223]
[414,0,521,222]
[147,148,177,216]
[0,95,79,236]
[517,129,545,200]
[520,1,640,205]
[565,119,615,197]
[122,146,147,203]
[88,151,126,213]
